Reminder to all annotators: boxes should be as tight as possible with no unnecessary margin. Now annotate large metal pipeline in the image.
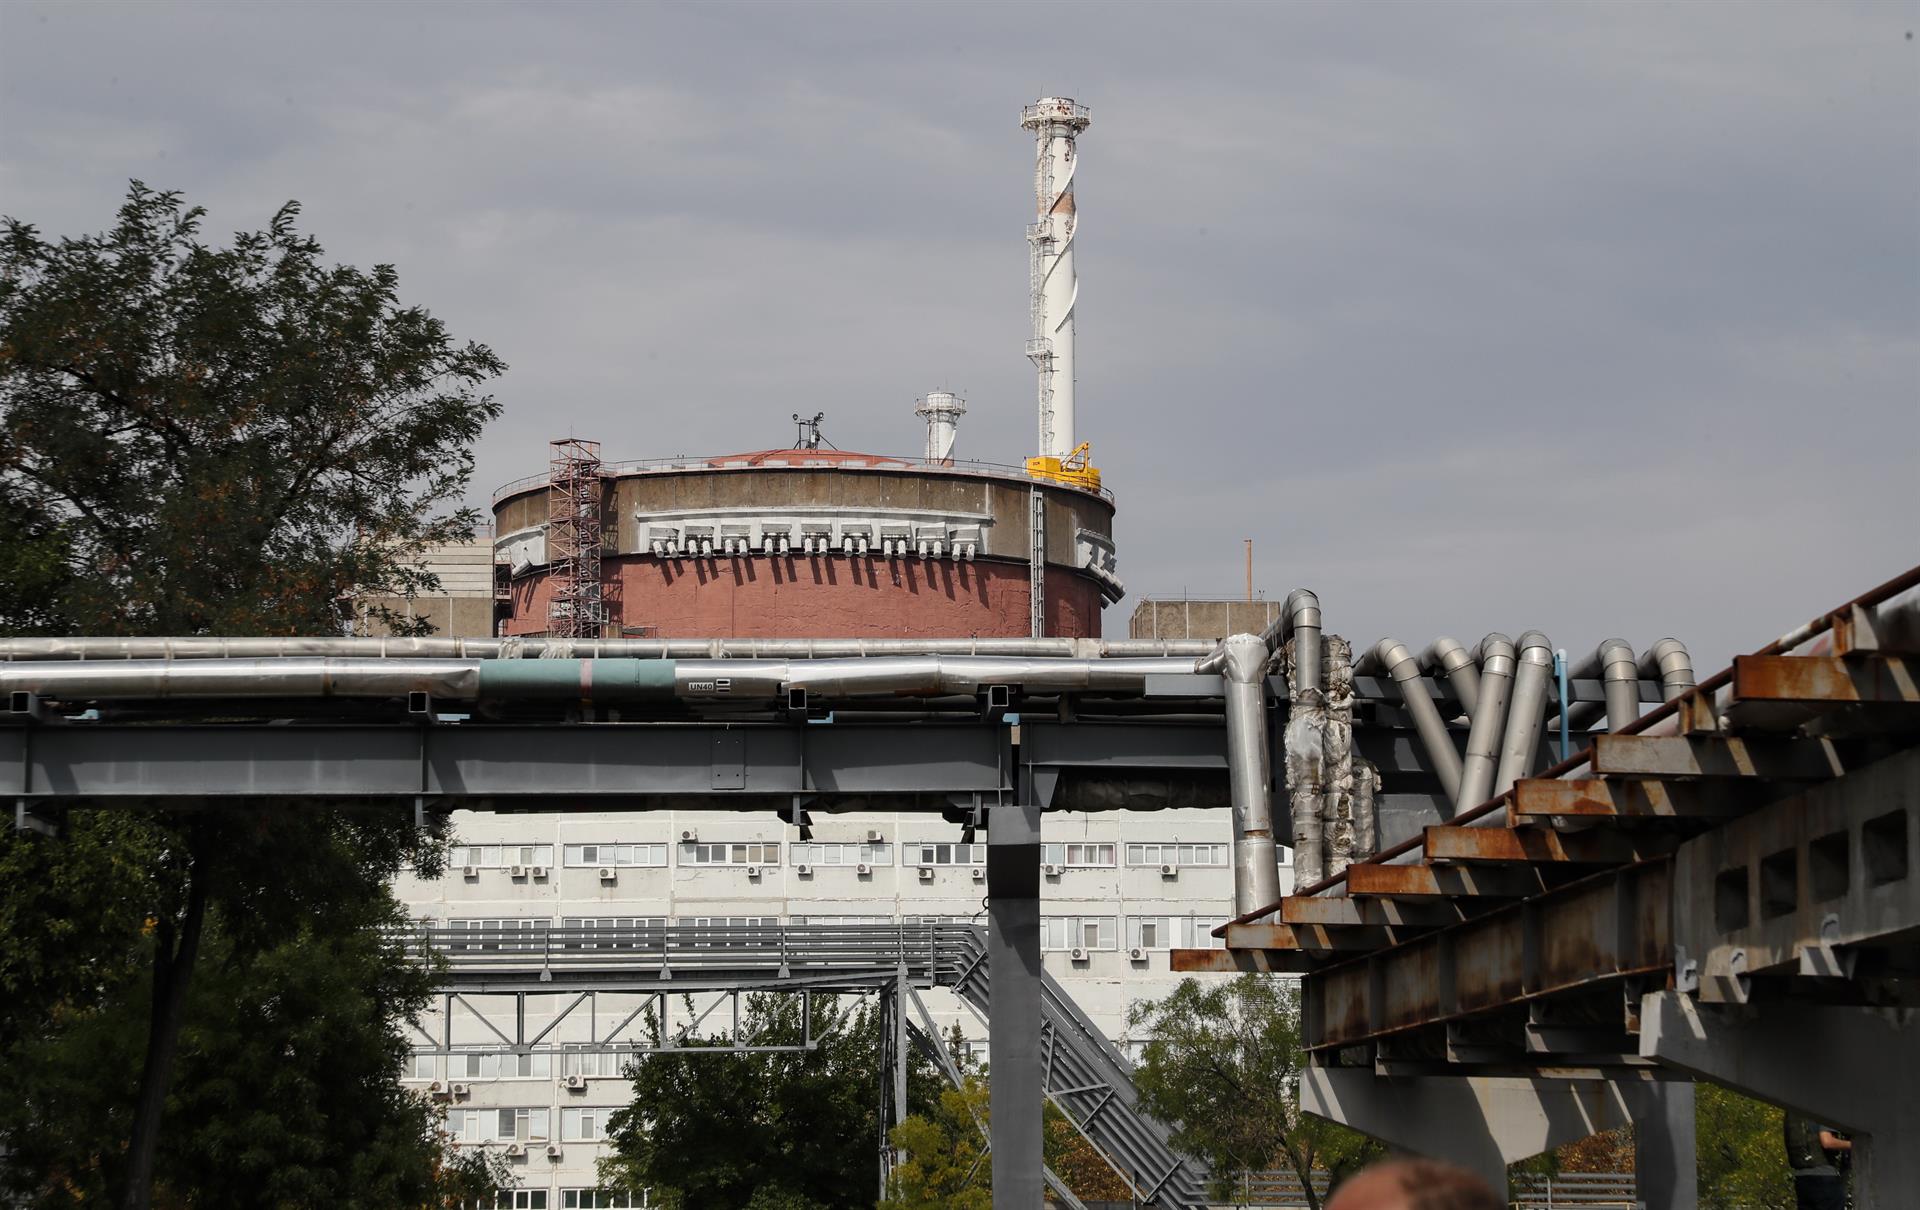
[0,636,1217,662]
[0,654,1205,704]
[1358,639,1463,803]
[1420,636,1479,720]
[1562,639,1640,734]
[1638,638,1696,701]
[1492,631,1554,796]
[1455,633,1515,815]
[1218,634,1282,918]
[1259,589,1322,694]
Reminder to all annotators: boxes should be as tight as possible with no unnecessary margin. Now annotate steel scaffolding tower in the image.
[545,438,606,639]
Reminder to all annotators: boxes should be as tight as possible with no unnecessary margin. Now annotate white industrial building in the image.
[392,806,1277,1202]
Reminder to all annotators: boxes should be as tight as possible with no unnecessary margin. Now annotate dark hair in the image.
[1392,1158,1505,1210]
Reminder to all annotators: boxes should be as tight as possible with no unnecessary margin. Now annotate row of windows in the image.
[413,1048,635,1082]
[1041,915,1229,952]
[442,914,1220,943]
[446,1106,613,1143]
[483,1190,647,1209]
[447,841,1245,872]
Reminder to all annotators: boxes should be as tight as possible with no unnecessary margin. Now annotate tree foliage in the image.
[882,1076,993,1210]
[1696,1082,1793,1210]
[600,992,936,1210]
[1128,975,1382,1208]
[0,183,504,1208]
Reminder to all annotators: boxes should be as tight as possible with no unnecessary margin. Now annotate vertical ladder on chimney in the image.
[1028,487,1047,638]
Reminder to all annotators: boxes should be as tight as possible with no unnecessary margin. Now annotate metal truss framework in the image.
[1176,580,1920,1210]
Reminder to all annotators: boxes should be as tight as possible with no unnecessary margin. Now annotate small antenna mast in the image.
[791,411,827,450]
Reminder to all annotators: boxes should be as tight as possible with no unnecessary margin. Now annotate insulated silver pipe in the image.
[1581,639,1641,732]
[1638,638,1696,702]
[1493,631,1554,796]
[1421,636,1479,719]
[1359,638,1463,802]
[1257,589,1322,694]
[1455,633,1515,814]
[0,654,1206,704]
[1219,634,1281,917]
[0,636,1217,662]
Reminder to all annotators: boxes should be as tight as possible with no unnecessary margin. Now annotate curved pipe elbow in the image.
[1640,637,1696,700]
[1515,630,1554,667]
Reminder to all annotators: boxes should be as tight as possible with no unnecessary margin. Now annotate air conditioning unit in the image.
[598,867,617,883]
[746,865,763,879]
[1069,946,1090,962]
[564,1074,587,1091]
[505,1141,526,1157]
[1129,946,1148,962]
[545,1142,563,1159]
[461,865,479,879]
[1043,863,1063,877]
[866,829,886,843]
[856,863,872,876]
[918,866,935,882]
[796,863,813,876]
[531,865,549,879]
[679,828,698,842]
[971,867,987,883]
[1160,863,1178,878]
[427,1080,449,1098]
[509,864,527,878]
[450,1083,471,1099]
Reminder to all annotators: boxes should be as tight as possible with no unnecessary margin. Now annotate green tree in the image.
[1129,975,1382,1209]
[1696,1083,1793,1210]
[0,182,504,1209]
[600,992,935,1210]
[881,1076,993,1210]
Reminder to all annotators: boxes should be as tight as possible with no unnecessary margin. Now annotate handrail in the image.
[490,452,1116,505]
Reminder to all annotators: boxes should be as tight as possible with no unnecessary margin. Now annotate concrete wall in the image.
[500,554,1103,639]
[1128,598,1284,641]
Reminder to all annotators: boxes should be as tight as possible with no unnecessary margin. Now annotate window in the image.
[562,1048,629,1078]
[562,1192,647,1209]
[448,1051,552,1080]
[681,916,779,948]
[790,914,894,926]
[791,841,891,867]
[1128,916,1172,950]
[911,841,984,866]
[564,843,668,867]
[1041,842,1116,868]
[562,1105,614,1142]
[1041,916,1117,951]
[409,1052,438,1081]
[560,917,667,950]
[446,1108,483,1142]
[1125,842,1228,868]
[494,1106,549,1142]
[447,918,550,952]
[450,844,553,869]
[678,841,780,866]
[489,1193,549,1210]
[1177,917,1228,950]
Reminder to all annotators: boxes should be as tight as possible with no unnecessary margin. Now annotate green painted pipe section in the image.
[475,659,678,699]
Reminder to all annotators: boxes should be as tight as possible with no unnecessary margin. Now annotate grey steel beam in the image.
[988,792,1044,1208]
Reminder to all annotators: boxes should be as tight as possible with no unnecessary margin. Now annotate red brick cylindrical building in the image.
[491,449,1122,640]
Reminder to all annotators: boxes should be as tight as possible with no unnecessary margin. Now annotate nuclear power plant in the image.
[7,94,1915,1210]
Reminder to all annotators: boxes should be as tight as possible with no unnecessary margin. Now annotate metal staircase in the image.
[417,920,1211,1207]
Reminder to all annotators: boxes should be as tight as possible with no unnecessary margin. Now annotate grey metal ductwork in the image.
[0,636,1218,662]
[1562,639,1640,734]
[1639,638,1696,702]
[1420,636,1479,720]
[1259,589,1322,694]
[1358,639,1463,803]
[1493,631,1555,797]
[1217,634,1282,917]
[1456,633,1515,814]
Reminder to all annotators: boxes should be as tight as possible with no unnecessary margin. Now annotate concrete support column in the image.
[1641,991,1920,1210]
[1634,1082,1698,1210]
[988,794,1044,1208]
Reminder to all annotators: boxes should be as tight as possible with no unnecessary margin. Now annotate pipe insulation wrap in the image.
[1361,638,1463,803]
[1639,638,1697,701]
[1219,634,1282,916]
[1421,636,1479,719]
[1493,631,1555,798]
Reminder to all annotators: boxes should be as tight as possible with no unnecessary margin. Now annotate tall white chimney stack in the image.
[915,391,965,464]
[1021,97,1090,461]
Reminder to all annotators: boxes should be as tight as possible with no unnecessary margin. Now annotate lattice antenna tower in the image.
[546,438,606,639]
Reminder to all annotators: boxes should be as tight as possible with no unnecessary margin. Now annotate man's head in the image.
[1325,1157,1504,1210]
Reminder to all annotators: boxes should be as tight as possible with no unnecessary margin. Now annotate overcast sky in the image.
[3,1,1914,668]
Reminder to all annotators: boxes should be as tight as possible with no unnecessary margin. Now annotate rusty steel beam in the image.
[1346,862,1548,899]
[1732,654,1918,705]
[1510,778,1755,823]
[1223,920,1390,953]
[1423,825,1671,865]
[1169,947,1319,974]
[1590,734,1843,780]
[1304,861,1673,1052]
[1281,895,1465,930]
